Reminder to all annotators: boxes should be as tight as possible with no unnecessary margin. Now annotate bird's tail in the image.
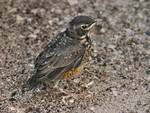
[27,76,42,90]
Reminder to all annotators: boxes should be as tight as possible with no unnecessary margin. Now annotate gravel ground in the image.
[0,0,150,113]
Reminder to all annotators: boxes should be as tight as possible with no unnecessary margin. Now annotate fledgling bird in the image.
[27,15,103,92]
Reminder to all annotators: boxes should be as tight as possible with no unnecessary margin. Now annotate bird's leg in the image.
[53,80,83,98]
[57,87,83,98]
[53,79,60,89]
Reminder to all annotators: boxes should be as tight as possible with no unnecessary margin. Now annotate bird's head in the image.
[66,15,103,39]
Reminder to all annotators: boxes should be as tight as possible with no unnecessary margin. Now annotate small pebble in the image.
[112,90,118,96]
[69,99,74,103]
[145,31,150,36]
[9,8,17,13]
[29,34,37,38]
[34,29,40,34]
[9,98,17,102]
[86,81,94,87]
[107,44,116,49]
[73,79,80,84]
[68,0,78,5]
[89,106,95,111]
[16,15,24,22]
[101,28,106,33]
[11,91,17,97]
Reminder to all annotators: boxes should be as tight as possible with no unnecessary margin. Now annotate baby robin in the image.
[27,15,103,93]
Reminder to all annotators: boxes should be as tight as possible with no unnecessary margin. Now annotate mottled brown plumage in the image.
[27,15,102,90]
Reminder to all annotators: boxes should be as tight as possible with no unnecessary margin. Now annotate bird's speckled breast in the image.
[59,35,91,79]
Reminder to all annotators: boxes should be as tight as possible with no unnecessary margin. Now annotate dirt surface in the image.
[0,0,150,113]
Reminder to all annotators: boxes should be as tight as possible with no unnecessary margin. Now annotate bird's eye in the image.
[81,25,88,29]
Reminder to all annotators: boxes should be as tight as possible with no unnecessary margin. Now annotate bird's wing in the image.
[34,41,85,81]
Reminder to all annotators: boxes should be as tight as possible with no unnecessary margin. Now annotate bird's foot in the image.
[53,80,83,98]
[55,87,83,98]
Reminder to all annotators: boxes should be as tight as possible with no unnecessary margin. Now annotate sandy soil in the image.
[0,0,150,112]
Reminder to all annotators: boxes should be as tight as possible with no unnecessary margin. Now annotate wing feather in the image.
[34,39,85,81]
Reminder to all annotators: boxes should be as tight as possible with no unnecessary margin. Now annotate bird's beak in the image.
[88,17,103,30]
[94,17,103,24]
